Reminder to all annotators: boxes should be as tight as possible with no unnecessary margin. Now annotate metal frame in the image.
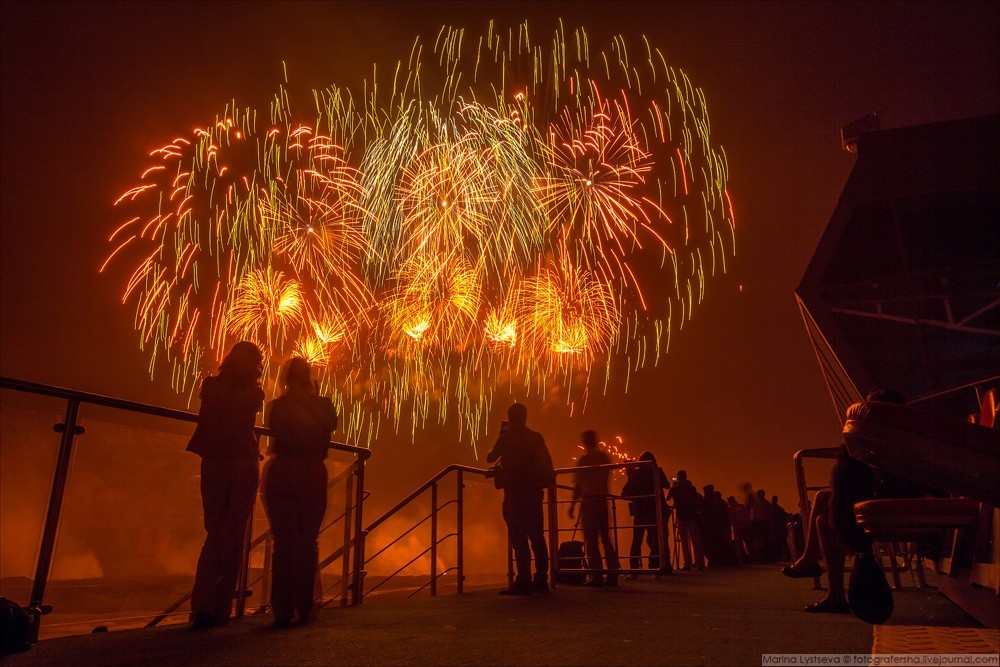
[547,460,671,582]
[360,464,488,601]
[0,375,371,639]
[358,459,671,602]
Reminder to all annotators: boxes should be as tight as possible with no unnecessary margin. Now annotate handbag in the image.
[487,462,505,489]
[848,551,894,624]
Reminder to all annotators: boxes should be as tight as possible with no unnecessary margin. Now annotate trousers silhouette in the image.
[503,488,549,582]
[629,520,662,570]
[261,457,327,622]
[191,457,259,621]
[582,497,621,576]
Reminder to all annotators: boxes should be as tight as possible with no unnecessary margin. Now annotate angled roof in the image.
[796,114,1000,421]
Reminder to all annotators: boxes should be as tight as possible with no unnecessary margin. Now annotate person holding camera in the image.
[487,402,555,596]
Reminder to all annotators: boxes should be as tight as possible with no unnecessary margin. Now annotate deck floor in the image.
[7,566,983,666]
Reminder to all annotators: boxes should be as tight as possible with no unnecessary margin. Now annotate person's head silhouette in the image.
[219,341,263,383]
[676,470,687,481]
[581,429,598,450]
[281,357,314,394]
[508,402,528,425]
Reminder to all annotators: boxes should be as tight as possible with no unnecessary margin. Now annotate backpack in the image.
[0,597,32,655]
[555,540,587,585]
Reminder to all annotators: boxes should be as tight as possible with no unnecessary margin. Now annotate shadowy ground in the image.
[8,566,978,666]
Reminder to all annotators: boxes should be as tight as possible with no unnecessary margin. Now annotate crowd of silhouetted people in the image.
[486,400,797,595]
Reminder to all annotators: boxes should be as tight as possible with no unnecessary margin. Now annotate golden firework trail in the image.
[104,22,737,447]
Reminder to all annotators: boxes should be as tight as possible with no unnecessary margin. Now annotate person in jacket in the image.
[569,430,622,587]
[261,357,338,627]
[187,341,265,629]
[667,470,705,571]
[487,403,555,595]
[621,451,672,576]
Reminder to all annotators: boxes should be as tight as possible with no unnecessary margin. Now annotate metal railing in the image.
[357,459,670,600]
[547,460,672,582]
[0,376,371,640]
[359,464,490,601]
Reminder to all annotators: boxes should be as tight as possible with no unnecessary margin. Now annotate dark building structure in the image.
[795,114,1000,628]
[796,113,999,421]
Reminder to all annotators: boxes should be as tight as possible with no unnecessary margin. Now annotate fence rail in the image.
[0,375,370,640]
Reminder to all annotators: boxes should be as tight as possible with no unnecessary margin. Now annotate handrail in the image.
[365,499,458,565]
[0,376,372,461]
[0,375,370,639]
[359,464,493,601]
[365,464,492,533]
[361,458,668,602]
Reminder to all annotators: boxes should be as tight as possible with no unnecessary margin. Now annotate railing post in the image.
[653,461,668,572]
[456,469,464,594]
[610,497,620,558]
[235,505,254,617]
[261,535,273,613]
[430,481,438,596]
[351,460,366,605]
[28,398,84,640]
[341,462,356,607]
[547,481,559,588]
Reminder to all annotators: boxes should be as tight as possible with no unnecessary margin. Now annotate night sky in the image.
[2,1,998,505]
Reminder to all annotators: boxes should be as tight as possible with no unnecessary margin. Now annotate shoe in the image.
[804,599,851,614]
[272,617,293,629]
[679,565,691,571]
[782,562,825,579]
[532,579,550,594]
[583,577,604,588]
[191,612,218,630]
[606,575,619,587]
[499,582,533,596]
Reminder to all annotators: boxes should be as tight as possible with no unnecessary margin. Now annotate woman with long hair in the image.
[261,357,338,627]
[186,341,265,629]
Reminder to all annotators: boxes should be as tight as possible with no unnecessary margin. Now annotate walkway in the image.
[8,566,981,666]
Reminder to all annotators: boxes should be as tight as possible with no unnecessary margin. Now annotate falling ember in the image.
[603,436,634,479]
[103,22,737,446]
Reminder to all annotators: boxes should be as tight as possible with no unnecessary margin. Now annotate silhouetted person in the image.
[621,451,671,575]
[569,430,622,587]
[771,495,790,562]
[783,389,939,613]
[700,485,734,567]
[186,341,265,629]
[667,470,705,570]
[712,491,738,564]
[752,489,775,563]
[727,495,751,564]
[261,358,337,627]
[487,403,555,595]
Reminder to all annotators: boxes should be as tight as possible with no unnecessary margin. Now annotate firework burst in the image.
[105,22,737,446]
